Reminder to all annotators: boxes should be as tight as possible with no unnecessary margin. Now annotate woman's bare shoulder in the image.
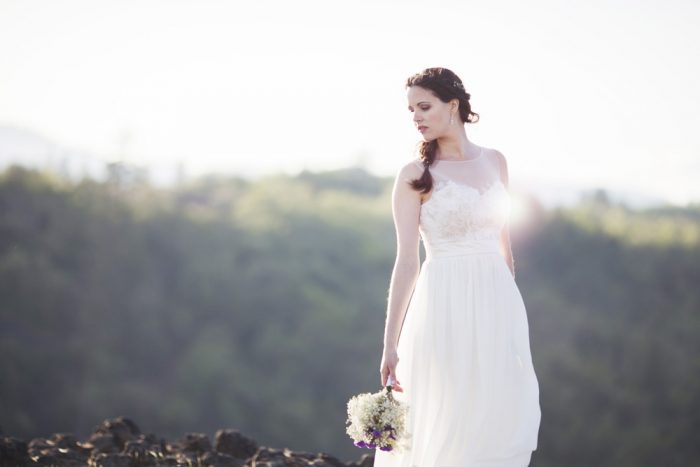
[482,146,509,183]
[483,146,507,165]
[395,158,425,182]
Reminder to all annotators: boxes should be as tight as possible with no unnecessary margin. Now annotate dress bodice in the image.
[413,154,511,259]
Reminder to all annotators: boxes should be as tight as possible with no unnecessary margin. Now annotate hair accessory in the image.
[452,80,464,91]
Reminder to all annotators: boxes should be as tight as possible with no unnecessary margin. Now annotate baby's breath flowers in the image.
[346,385,410,453]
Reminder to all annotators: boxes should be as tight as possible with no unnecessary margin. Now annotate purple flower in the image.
[367,443,377,449]
[372,430,381,437]
[354,441,367,448]
[379,445,393,451]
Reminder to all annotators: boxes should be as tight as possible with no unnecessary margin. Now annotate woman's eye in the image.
[420,106,430,111]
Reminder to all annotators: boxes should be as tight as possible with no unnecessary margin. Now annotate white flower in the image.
[345,387,410,453]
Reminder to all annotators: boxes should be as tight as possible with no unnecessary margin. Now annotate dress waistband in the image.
[424,236,501,259]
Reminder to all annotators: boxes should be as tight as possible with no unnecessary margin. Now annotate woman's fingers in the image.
[385,372,402,389]
[380,353,401,388]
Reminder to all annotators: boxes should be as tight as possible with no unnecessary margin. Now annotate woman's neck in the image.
[436,131,477,160]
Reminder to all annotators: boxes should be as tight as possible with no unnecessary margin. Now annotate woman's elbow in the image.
[395,251,420,272]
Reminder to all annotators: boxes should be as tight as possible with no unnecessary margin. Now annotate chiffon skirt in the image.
[373,239,541,467]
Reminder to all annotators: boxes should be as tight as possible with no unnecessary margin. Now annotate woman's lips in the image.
[418,126,428,132]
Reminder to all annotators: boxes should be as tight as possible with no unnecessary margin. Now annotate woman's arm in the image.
[493,150,516,278]
[501,220,516,278]
[380,161,423,390]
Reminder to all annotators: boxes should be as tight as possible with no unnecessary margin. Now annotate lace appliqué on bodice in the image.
[419,178,511,245]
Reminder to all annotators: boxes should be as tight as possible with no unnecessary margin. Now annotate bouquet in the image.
[345,381,410,453]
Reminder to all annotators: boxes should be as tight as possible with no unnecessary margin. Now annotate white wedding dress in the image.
[373,151,541,467]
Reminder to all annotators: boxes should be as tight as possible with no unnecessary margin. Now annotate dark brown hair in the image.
[406,67,480,194]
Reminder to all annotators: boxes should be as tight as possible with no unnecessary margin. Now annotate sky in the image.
[1,0,699,206]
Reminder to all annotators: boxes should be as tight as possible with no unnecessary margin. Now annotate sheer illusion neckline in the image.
[420,179,505,209]
[434,146,484,163]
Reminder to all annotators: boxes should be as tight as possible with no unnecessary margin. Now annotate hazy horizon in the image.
[1,0,699,207]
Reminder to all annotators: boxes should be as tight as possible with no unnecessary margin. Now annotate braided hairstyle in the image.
[406,67,480,194]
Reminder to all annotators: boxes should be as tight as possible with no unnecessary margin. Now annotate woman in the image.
[373,68,541,467]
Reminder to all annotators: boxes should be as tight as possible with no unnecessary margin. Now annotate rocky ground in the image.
[0,417,374,467]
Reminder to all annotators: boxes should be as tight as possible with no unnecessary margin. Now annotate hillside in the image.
[1,165,699,466]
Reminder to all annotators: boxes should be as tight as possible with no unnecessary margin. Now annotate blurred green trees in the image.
[0,165,698,466]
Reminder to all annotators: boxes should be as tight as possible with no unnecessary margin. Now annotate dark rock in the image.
[142,432,166,447]
[172,449,200,465]
[214,428,258,460]
[92,452,133,467]
[92,416,141,450]
[32,453,85,466]
[87,432,120,454]
[0,436,30,467]
[248,446,294,466]
[314,452,346,467]
[252,462,283,467]
[123,438,165,465]
[154,459,185,467]
[200,450,245,467]
[308,461,339,467]
[26,433,89,466]
[248,446,347,467]
[29,454,63,466]
[249,446,283,462]
[177,432,212,453]
[27,436,51,453]
[47,432,79,449]
[123,439,149,457]
[2,417,357,467]
[283,448,317,461]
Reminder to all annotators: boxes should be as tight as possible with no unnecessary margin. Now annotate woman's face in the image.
[407,85,455,140]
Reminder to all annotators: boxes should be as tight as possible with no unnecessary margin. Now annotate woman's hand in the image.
[380,348,404,392]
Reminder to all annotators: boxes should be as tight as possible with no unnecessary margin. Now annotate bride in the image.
[373,67,541,467]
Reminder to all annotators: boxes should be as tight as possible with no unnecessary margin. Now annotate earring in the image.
[450,113,454,125]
